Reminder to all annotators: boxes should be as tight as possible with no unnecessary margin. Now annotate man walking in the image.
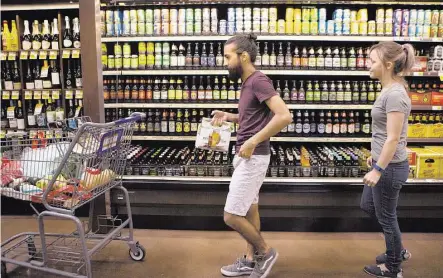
[212,34,292,278]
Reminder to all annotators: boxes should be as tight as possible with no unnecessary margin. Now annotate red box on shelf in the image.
[406,148,417,166]
[411,56,428,72]
[431,88,443,106]
[408,91,432,105]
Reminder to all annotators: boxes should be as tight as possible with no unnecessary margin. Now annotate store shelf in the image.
[104,103,374,109]
[1,3,79,11]
[121,175,443,184]
[411,105,443,111]
[101,35,443,43]
[410,72,443,77]
[131,136,372,142]
[407,138,443,143]
[103,70,369,76]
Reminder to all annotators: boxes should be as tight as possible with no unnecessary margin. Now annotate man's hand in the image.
[363,169,382,187]
[211,110,228,126]
[238,138,256,159]
[367,156,373,168]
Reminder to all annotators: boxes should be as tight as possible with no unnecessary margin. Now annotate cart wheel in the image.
[2,262,7,278]
[129,243,146,261]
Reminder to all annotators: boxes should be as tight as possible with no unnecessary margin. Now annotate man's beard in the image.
[227,64,243,81]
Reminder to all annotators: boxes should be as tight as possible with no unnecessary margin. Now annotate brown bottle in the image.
[103,79,110,103]
[117,79,124,101]
[124,79,131,101]
[146,78,153,102]
[110,79,117,102]
[139,78,146,102]
[131,78,139,102]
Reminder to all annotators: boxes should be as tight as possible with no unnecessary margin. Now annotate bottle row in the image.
[0,59,82,90]
[1,17,80,52]
[1,99,83,130]
[105,108,373,137]
[103,76,388,105]
[101,6,443,37]
[123,143,372,178]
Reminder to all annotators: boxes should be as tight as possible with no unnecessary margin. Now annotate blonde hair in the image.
[370,42,415,87]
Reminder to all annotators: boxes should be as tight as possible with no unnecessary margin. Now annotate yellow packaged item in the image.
[408,147,443,179]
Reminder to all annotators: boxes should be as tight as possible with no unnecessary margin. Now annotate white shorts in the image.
[224,155,271,217]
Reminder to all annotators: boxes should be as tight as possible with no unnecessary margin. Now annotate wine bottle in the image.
[41,60,52,89]
[8,100,18,129]
[46,97,56,123]
[63,16,73,48]
[2,20,12,51]
[50,60,60,88]
[4,62,13,90]
[216,42,224,67]
[22,20,32,50]
[32,20,42,50]
[51,18,59,50]
[73,18,80,49]
[12,61,21,90]
[15,100,24,129]
[10,20,19,51]
[25,61,34,89]
[75,59,82,88]
[65,59,73,88]
[42,20,51,50]
[34,60,43,89]
[26,100,36,127]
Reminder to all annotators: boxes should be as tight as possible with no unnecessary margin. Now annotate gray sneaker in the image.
[221,256,254,277]
[249,248,279,278]
[376,249,411,264]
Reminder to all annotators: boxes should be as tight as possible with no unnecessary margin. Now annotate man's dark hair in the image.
[225,33,258,63]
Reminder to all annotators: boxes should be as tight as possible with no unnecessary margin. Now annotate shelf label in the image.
[52,90,60,100]
[431,38,443,42]
[432,106,442,111]
[2,91,11,100]
[439,73,443,81]
[34,91,42,100]
[42,90,50,100]
[25,91,33,100]
[413,72,424,76]
[0,130,5,139]
[49,51,58,60]
[410,37,420,41]
[20,51,29,60]
[39,51,47,60]
[75,89,83,99]
[11,91,20,100]
[29,51,38,60]
[40,66,49,78]
[34,103,43,115]
[62,50,71,59]
[72,49,80,59]
[8,52,17,60]
[65,90,74,99]
[7,107,16,119]
[0,53,6,60]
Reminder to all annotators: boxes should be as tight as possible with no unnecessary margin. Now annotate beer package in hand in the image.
[195,118,231,152]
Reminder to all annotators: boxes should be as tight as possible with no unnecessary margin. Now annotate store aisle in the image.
[1,216,442,278]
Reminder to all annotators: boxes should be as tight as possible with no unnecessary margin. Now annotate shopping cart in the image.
[1,113,146,278]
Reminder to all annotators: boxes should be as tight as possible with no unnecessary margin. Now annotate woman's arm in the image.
[375,112,405,170]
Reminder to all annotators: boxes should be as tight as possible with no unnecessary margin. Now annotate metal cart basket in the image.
[1,113,146,278]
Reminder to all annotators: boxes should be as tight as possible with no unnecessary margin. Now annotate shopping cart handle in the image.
[114,112,146,125]
[5,131,28,138]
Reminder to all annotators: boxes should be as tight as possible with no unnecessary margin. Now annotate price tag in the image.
[34,91,42,100]
[11,91,20,100]
[20,51,29,60]
[1,53,7,60]
[432,106,443,111]
[431,38,443,42]
[41,66,49,78]
[0,130,5,139]
[49,51,58,60]
[30,51,38,60]
[25,91,33,100]
[413,72,424,76]
[39,51,48,60]
[72,49,80,59]
[410,37,420,42]
[2,91,11,100]
[34,103,43,115]
[65,90,74,99]
[52,90,60,100]
[7,107,16,119]
[8,52,17,60]
[62,50,71,59]
[75,90,83,99]
[42,91,50,100]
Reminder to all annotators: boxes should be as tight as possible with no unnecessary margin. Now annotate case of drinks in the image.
[195,118,231,152]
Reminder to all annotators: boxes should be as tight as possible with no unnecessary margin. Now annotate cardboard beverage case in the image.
[195,118,232,152]
[407,147,443,179]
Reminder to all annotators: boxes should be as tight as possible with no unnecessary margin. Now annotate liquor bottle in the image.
[352,81,360,104]
[161,77,168,101]
[344,81,352,104]
[332,47,341,70]
[216,42,224,67]
[283,80,290,102]
[103,79,110,103]
[2,20,12,51]
[16,100,25,130]
[348,47,357,71]
[51,60,60,89]
[12,61,21,90]
[162,42,170,69]
[200,43,208,68]
[348,111,355,136]
[185,43,193,68]
[313,80,321,104]
[190,76,198,102]
[175,78,183,101]
[305,81,313,104]
[368,81,376,104]
[293,46,301,69]
[357,47,365,70]
[275,80,282,98]
[277,42,284,68]
[295,110,303,136]
[262,42,270,68]
[168,78,176,101]
[270,43,277,67]
[32,20,42,50]
[321,81,329,104]
[205,76,213,100]
[3,62,13,90]
[123,79,131,101]
[1,103,8,129]
[254,42,262,67]
[51,19,59,50]
[8,100,18,129]
[310,111,317,135]
[41,20,51,50]
[131,78,139,102]
[161,109,169,134]
[375,82,382,100]
[153,109,161,134]
[35,100,47,127]
[336,81,344,104]
[197,76,205,101]
[288,110,295,134]
[221,77,228,101]
[146,78,153,102]
[193,43,200,68]
[208,42,216,68]
[285,42,292,69]
[332,111,340,136]
[182,76,190,101]
[362,111,371,136]
[63,16,73,48]
[21,20,32,51]
[340,111,348,136]
[175,109,183,134]
[25,61,34,89]
[41,60,52,89]
[65,59,73,88]
[178,43,186,68]
[316,47,325,70]
[354,111,361,135]
[228,80,236,102]
[46,98,56,123]
[213,77,220,101]
[170,44,178,68]
[290,80,298,103]
[73,18,80,49]
[317,110,326,136]
[308,47,316,70]
[190,109,198,135]
[26,100,36,127]
[298,80,305,103]
[340,47,347,69]
[110,79,117,103]
[301,47,309,69]
[325,47,333,70]
[152,78,160,102]
[183,109,191,134]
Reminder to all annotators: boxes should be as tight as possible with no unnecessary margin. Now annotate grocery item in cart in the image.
[195,118,231,152]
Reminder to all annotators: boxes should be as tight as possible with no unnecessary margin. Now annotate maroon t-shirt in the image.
[236,71,278,155]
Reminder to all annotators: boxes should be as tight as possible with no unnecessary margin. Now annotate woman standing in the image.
[360,41,414,278]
